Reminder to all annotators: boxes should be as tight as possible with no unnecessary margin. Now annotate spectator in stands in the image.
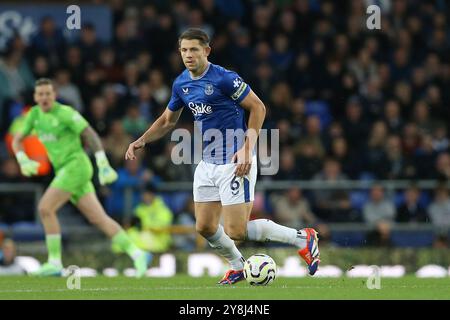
[432,124,449,153]
[30,16,66,68]
[173,198,198,252]
[32,56,52,80]
[271,187,317,230]
[275,148,298,180]
[122,105,149,138]
[402,122,420,157]
[54,69,84,112]
[0,239,25,276]
[427,186,450,246]
[414,134,439,179]
[363,185,396,247]
[103,120,133,168]
[148,69,171,106]
[365,121,389,177]
[396,185,428,223]
[434,153,450,180]
[312,158,355,222]
[342,96,368,153]
[85,96,112,138]
[136,82,157,122]
[98,46,123,83]
[77,23,102,66]
[329,137,362,179]
[412,101,435,135]
[0,45,35,107]
[106,158,161,221]
[120,184,173,253]
[63,46,83,87]
[363,184,396,227]
[383,100,404,134]
[295,139,324,181]
[152,142,193,182]
[377,134,416,180]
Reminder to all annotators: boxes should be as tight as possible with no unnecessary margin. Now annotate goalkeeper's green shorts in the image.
[50,153,95,205]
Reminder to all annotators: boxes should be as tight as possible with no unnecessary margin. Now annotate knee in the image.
[196,223,217,238]
[224,225,246,241]
[38,204,54,219]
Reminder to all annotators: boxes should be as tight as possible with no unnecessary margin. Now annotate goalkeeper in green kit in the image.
[12,78,152,277]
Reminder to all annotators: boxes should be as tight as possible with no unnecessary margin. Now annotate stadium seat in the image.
[305,101,332,129]
[350,191,370,210]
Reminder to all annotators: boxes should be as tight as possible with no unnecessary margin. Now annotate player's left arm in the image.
[233,89,266,177]
[80,126,118,185]
[12,108,41,177]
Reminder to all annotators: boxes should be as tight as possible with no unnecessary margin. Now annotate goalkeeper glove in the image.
[95,150,118,185]
[16,151,40,177]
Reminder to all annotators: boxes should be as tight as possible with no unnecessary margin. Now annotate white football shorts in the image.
[193,155,257,206]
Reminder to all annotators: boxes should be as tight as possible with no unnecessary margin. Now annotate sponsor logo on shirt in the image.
[187,102,213,116]
[182,87,189,94]
[39,133,57,142]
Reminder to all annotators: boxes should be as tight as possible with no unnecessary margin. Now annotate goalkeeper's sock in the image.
[46,234,63,266]
[206,225,245,271]
[246,219,307,248]
[112,230,144,260]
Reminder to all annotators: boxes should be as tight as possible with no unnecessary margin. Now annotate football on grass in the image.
[243,254,277,286]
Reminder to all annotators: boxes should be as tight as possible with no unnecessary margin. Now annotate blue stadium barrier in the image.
[391,231,434,247]
[11,222,45,242]
[331,231,367,247]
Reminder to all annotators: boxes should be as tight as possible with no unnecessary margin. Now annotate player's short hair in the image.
[178,28,210,47]
[35,78,54,88]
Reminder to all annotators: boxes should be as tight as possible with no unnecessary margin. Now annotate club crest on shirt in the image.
[204,83,214,95]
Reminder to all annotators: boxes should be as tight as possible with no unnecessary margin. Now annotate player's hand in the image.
[95,151,118,185]
[232,147,252,177]
[125,139,146,160]
[15,151,40,177]
[98,165,118,185]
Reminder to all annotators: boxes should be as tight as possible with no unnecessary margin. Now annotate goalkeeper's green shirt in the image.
[20,102,89,170]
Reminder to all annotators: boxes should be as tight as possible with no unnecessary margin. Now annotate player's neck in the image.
[189,61,210,79]
[40,101,57,112]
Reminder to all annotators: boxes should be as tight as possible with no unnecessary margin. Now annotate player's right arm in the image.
[125,107,183,160]
[12,108,40,176]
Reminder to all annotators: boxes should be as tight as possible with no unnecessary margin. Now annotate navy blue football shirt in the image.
[168,63,252,164]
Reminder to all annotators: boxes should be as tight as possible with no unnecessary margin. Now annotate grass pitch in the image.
[0,275,448,300]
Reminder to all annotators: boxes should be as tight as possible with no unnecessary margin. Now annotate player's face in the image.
[34,84,56,112]
[179,39,210,73]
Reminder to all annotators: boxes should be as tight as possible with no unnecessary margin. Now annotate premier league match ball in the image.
[243,254,277,286]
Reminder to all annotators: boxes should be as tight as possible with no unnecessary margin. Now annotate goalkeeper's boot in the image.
[218,269,245,285]
[30,262,63,277]
[134,252,153,278]
[297,228,320,276]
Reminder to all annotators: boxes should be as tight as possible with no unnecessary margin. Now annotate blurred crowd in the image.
[0,0,449,246]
